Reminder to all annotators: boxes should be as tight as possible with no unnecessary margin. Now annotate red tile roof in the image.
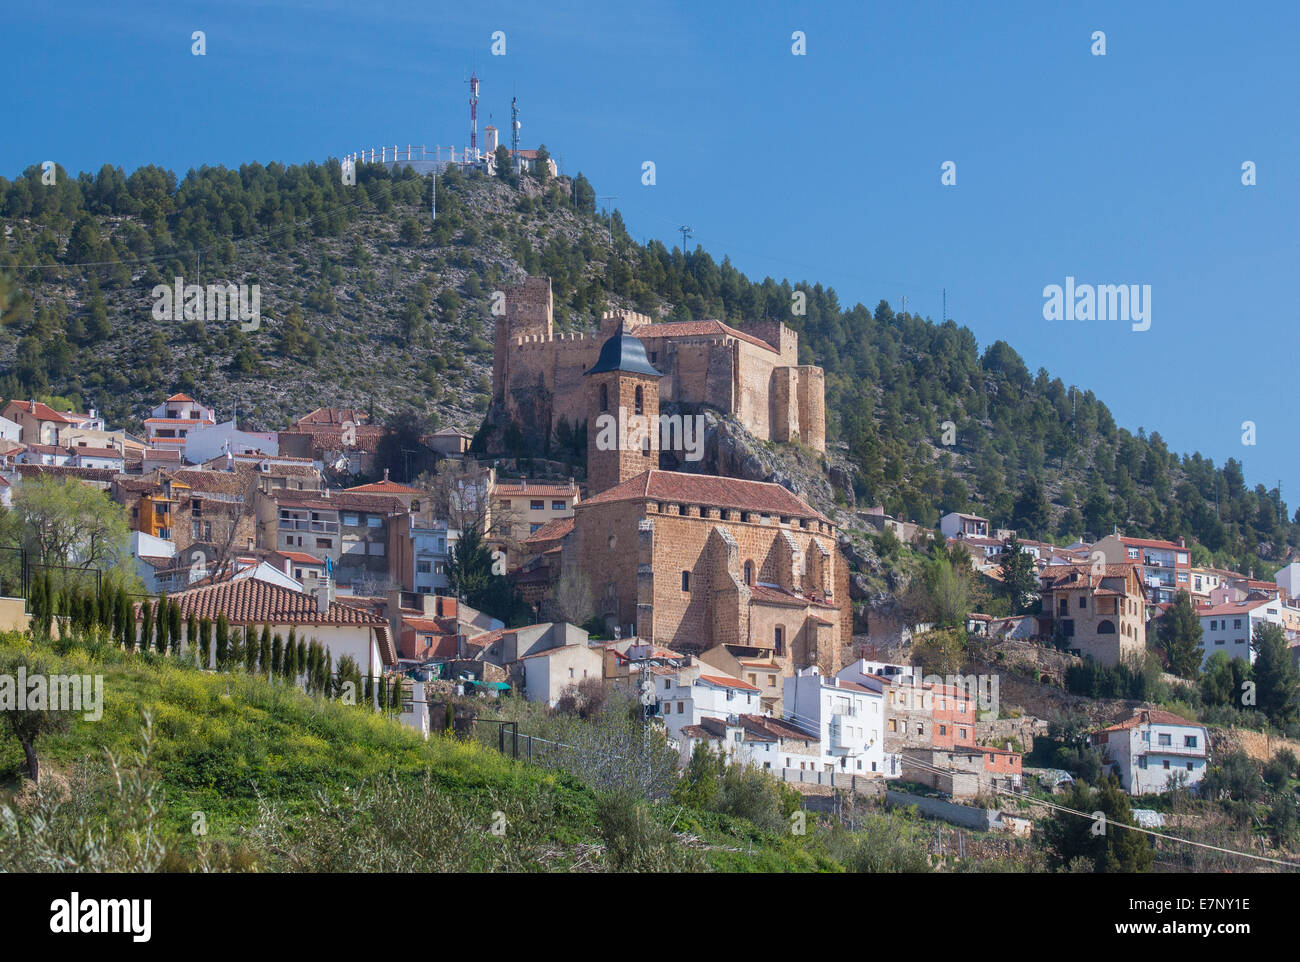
[4,400,81,423]
[160,579,387,627]
[631,320,780,355]
[748,583,837,610]
[165,393,196,402]
[578,469,829,523]
[344,478,423,495]
[1197,598,1273,618]
[1097,709,1203,733]
[698,673,761,692]
[523,517,575,544]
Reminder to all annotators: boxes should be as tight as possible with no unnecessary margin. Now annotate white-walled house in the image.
[515,641,603,706]
[164,576,395,677]
[1275,562,1300,602]
[1198,597,1289,667]
[184,420,279,465]
[940,512,989,539]
[659,667,762,747]
[1091,710,1208,796]
[784,667,885,776]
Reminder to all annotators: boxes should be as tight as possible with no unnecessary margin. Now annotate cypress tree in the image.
[227,622,243,669]
[186,613,198,657]
[117,591,131,650]
[155,593,168,654]
[169,601,182,655]
[259,625,271,676]
[215,614,229,669]
[271,635,284,677]
[98,585,112,630]
[244,626,258,672]
[296,638,307,677]
[28,574,46,637]
[324,652,334,698]
[199,617,212,669]
[139,600,153,653]
[284,637,298,682]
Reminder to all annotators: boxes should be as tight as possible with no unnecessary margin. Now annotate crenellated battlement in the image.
[494,275,825,453]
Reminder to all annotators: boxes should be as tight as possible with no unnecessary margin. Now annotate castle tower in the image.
[585,322,662,496]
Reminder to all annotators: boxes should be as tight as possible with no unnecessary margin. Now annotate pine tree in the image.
[998,534,1040,615]
[1252,623,1300,726]
[1155,591,1204,679]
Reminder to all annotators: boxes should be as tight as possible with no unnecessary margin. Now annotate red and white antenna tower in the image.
[468,72,480,156]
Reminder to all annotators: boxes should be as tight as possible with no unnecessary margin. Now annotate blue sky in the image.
[2,1,1295,496]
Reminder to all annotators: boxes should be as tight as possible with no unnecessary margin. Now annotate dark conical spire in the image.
[585,322,662,378]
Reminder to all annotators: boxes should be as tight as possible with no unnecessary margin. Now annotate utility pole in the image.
[600,196,618,246]
[678,225,693,253]
[901,294,907,318]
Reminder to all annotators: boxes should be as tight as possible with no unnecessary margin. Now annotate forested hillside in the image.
[0,157,1292,575]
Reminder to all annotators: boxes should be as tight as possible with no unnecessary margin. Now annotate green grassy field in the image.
[0,631,947,872]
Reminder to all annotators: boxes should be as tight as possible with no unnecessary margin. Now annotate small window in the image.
[599,384,609,412]
[530,500,544,510]
[551,500,565,511]
[681,571,690,592]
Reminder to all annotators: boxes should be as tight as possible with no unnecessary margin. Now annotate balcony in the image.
[279,518,339,533]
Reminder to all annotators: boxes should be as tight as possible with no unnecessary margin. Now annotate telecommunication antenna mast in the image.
[511,96,520,165]
[467,72,480,157]
[678,225,693,252]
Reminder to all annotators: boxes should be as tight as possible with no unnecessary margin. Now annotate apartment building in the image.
[1198,597,1291,667]
[1094,534,1191,608]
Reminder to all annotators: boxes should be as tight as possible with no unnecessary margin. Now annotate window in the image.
[1138,757,1148,769]
[743,561,754,585]
[681,571,690,591]
[1078,595,1086,609]
[774,626,784,656]
[367,516,382,528]
[1162,760,1171,770]
[1184,735,1198,748]
[599,384,608,412]
[1158,733,1171,746]
[530,499,544,510]
[939,725,947,736]
[1186,762,1193,771]
[343,513,359,527]
[663,702,670,714]
[1233,618,1242,629]
[551,500,565,511]
[530,523,542,533]
[417,561,432,573]
[634,385,644,415]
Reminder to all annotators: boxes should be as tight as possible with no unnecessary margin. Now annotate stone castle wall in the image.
[493,278,826,451]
